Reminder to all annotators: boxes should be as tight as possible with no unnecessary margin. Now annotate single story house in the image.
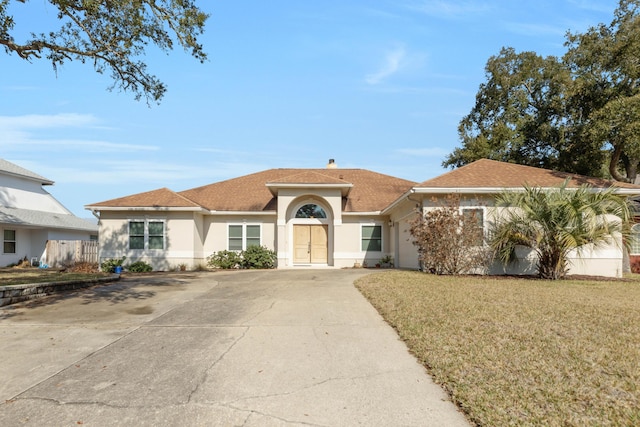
[0,158,98,267]
[86,159,640,277]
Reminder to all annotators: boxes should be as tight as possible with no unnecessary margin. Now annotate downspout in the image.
[407,189,422,211]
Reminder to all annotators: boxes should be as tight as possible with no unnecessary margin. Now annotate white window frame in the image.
[128,219,166,251]
[630,223,640,255]
[3,229,16,254]
[227,223,262,251]
[361,224,383,252]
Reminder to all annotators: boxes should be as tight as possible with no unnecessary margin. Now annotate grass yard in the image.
[355,271,640,426]
[0,269,108,287]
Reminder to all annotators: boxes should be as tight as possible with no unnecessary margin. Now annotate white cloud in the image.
[0,113,156,152]
[25,160,208,186]
[0,113,99,129]
[365,46,407,85]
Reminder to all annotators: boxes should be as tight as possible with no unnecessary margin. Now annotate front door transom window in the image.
[295,204,327,219]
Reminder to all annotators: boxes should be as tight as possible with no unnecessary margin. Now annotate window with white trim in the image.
[631,224,640,255]
[462,208,484,246]
[228,224,261,250]
[3,229,16,254]
[129,220,165,250]
[362,225,382,251]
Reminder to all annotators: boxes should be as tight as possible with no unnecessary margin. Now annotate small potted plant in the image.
[101,256,126,273]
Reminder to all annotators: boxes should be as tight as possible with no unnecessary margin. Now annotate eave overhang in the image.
[381,185,640,215]
[265,182,353,197]
[342,211,383,216]
[410,186,640,195]
[85,206,208,213]
[207,210,276,216]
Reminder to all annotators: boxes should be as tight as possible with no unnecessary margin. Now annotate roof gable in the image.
[88,187,201,209]
[266,171,353,197]
[418,159,640,190]
[0,158,54,185]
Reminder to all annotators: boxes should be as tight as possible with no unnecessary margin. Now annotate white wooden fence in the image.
[45,240,99,267]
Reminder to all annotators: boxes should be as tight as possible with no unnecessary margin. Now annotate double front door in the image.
[293,224,328,264]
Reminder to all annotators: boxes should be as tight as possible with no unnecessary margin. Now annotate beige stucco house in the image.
[86,159,640,277]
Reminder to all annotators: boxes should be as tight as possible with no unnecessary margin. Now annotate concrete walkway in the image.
[0,269,470,426]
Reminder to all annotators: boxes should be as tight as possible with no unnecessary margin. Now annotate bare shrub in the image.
[409,195,492,275]
[66,262,100,273]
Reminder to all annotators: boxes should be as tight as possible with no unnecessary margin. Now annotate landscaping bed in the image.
[0,268,108,287]
[0,268,115,307]
[355,271,640,426]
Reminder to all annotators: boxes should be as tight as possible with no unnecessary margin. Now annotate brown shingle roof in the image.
[418,159,640,190]
[88,187,201,208]
[268,171,350,185]
[180,169,416,212]
[87,169,416,212]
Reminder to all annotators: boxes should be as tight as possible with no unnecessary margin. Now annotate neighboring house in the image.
[85,159,640,277]
[0,159,98,267]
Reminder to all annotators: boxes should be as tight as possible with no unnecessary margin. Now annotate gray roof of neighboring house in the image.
[0,159,54,185]
[0,207,98,232]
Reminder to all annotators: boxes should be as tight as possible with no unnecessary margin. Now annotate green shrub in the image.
[127,260,153,272]
[101,256,126,273]
[241,245,277,269]
[207,250,242,269]
[207,247,277,269]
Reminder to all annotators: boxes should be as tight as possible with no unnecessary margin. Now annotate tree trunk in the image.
[621,153,639,183]
[610,143,631,183]
[537,248,566,280]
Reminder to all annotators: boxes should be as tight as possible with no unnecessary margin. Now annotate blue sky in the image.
[1,0,619,217]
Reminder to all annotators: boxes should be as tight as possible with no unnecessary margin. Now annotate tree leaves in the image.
[491,182,632,279]
[446,0,640,182]
[0,0,208,104]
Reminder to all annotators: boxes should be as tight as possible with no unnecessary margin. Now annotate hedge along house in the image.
[85,159,640,276]
[85,160,418,271]
[384,159,640,277]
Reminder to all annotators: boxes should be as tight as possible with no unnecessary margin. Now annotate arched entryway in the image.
[288,200,332,265]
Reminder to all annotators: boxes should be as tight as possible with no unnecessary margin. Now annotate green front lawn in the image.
[355,271,640,426]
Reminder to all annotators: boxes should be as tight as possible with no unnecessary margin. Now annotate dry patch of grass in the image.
[0,268,107,286]
[355,271,640,426]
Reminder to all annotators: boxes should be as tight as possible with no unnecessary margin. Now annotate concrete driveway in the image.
[0,269,470,426]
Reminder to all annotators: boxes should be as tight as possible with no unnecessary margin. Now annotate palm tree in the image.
[490,182,632,279]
